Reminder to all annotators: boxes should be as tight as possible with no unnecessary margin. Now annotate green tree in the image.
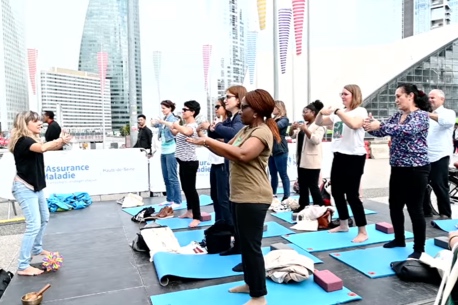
[120,124,130,136]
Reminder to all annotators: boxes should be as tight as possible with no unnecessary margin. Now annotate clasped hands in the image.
[362,113,381,132]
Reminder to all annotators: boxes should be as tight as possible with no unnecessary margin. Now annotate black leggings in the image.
[330,152,366,226]
[177,159,201,220]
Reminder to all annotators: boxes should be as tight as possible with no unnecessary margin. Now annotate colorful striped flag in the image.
[27,49,38,95]
[246,31,258,85]
[278,8,292,74]
[97,52,108,94]
[257,0,266,30]
[292,0,305,55]
[202,44,212,90]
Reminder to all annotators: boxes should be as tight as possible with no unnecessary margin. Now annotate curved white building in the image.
[254,24,458,121]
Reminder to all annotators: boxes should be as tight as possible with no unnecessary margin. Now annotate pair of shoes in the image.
[153,206,174,219]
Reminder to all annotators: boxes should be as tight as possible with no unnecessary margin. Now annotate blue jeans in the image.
[12,181,49,271]
[210,163,232,226]
[161,153,182,203]
[268,153,290,199]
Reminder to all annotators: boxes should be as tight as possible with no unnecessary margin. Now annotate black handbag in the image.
[390,259,441,284]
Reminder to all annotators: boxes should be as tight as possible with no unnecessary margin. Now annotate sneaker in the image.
[170,203,181,210]
[158,201,171,206]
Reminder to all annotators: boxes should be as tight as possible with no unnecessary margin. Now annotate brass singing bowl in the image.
[21,293,43,305]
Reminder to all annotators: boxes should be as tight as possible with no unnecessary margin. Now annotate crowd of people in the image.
[9,82,458,304]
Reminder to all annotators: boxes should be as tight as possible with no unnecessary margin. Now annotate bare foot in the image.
[39,250,52,256]
[179,210,193,219]
[17,266,44,276]
[352,233,368,243]
[189,219,201,228]
[229,284,250,293]
[328,225,349,233]
[244,296,267,305]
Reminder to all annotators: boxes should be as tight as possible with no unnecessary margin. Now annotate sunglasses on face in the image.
[225,95,236,100]
[214,105,222,110]
[182,108,191,112]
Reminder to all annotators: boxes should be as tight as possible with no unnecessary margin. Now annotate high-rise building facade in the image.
[78,0,142,131]
[216,0,246,97]
[0,0,28,131]
[403,0,458,37]
[40,67,112,131]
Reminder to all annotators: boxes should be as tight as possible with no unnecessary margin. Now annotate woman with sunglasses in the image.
[9,111,72,276]
[162,100,202,227]
[200,85,246,256]
[188,89,280,305]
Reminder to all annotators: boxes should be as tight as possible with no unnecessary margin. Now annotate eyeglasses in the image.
[182,108,191,112]
[241,104,251,110]
[214,105,222,109]
[225,95,236,100]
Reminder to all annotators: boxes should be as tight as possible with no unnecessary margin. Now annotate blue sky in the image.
[24,0,402,118]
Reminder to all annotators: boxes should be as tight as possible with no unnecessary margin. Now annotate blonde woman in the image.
[316,84,368,243]
[9,111,71,276]
[269,100,291,201]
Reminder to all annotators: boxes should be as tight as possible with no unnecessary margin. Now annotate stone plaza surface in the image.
[0,157,456,305]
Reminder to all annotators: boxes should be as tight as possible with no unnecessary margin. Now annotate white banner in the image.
[149,142,334,192]
[0,149,149,198]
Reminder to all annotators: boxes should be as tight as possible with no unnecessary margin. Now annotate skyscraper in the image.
[78,0,142,131]
[0,0,28,131]
[215,0,246,97]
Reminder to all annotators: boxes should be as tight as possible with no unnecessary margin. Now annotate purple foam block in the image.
[314,270,343,292]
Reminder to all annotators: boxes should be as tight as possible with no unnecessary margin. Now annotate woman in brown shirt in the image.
[187,89,280,305]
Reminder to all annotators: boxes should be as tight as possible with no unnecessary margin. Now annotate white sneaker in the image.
[170,203,181,210]
[158,201,171,206]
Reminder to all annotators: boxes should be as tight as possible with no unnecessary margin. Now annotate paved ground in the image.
[0,157,456,304]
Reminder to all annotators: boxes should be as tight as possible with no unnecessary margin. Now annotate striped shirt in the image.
[175,122,198,161]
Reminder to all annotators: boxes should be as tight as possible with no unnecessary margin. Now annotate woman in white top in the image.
[289,100,326,211]
[162,100,201,227]
[316,84,369,243]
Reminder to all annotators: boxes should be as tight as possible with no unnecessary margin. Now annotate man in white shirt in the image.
[423,89,456,218]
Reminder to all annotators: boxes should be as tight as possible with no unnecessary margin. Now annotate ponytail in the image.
[266,117,281,143]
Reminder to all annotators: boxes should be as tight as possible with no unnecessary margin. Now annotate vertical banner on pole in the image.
[97,52,109,93]
[153,51,162,101]
[202,44,212,91]
[278,8,292,74]
[292,0,305,55]
[257,0,267,30]
[27,49,38,95]
[246,31,258,85]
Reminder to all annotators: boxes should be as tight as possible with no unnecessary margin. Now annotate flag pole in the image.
[306,0,311,102]
[273,0,279,99]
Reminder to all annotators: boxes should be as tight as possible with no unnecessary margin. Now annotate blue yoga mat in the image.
[122,194,213,216]
[330,239,443,278]
[271,207,377,224]
[174,221,296,246]
[283,224,414,252]
[431,219,458,232]
[150,278,362,305]
[153,248,268,286]
[152,212,216,230]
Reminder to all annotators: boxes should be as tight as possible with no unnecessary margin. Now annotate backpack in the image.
[0,269,13,299]
[320,178,332,206]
